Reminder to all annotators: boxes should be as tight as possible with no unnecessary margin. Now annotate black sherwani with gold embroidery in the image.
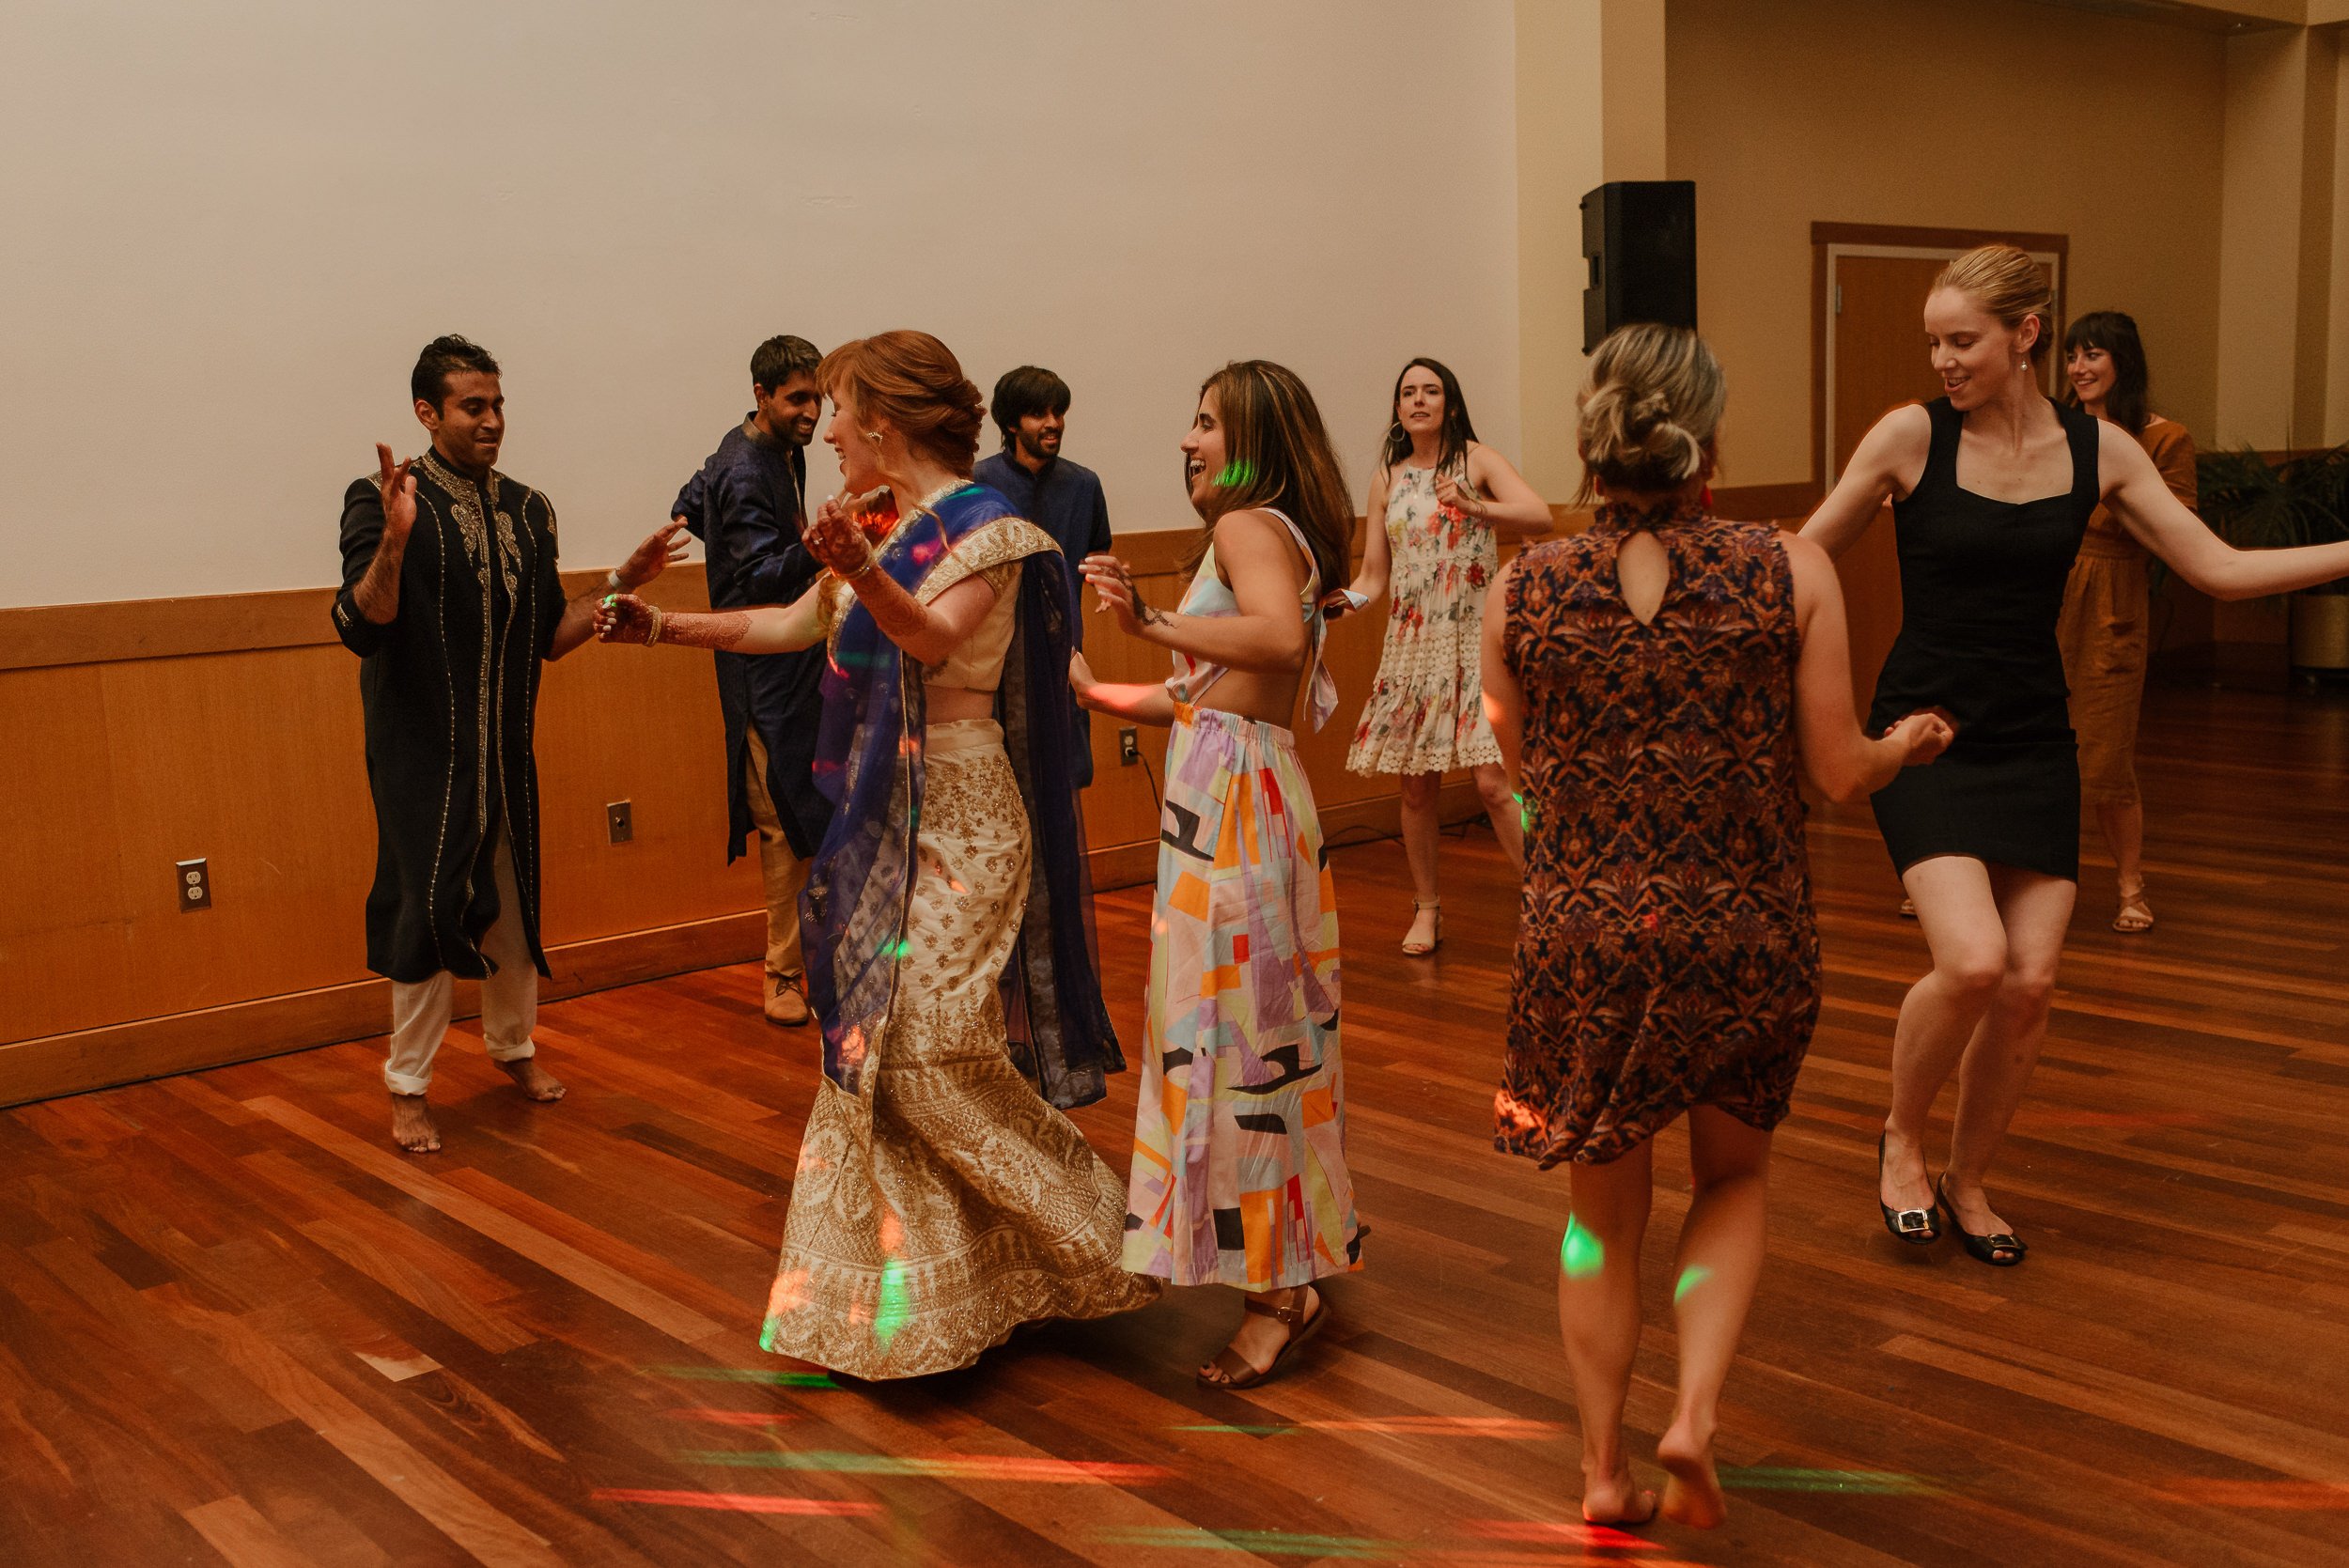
[333,450,565,984]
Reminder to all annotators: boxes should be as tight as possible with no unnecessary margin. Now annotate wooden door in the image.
[1825,249,2059,716]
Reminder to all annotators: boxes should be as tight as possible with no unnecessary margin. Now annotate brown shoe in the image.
[764,975,811,1027]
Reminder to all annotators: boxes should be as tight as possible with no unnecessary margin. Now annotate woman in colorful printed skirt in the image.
[599,330,1156,1377]
[1070,359,1363,1389]
[1486,324,1952,1528]
[1343,357,1553,955]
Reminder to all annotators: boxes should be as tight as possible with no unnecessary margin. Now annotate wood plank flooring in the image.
[4,682,2347,1567]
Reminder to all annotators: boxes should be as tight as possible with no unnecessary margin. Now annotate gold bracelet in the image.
[843,551,879,581]
[646,605,665,646]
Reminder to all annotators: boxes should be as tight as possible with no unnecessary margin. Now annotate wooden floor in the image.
[6,683,2349,1568]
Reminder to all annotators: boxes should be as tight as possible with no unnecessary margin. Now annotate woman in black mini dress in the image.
[1804,244,2349,1265]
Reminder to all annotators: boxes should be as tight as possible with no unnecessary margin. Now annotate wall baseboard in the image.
[0,911,763,1110]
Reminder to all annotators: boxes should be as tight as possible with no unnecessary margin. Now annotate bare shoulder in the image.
[1870,400,1934,450]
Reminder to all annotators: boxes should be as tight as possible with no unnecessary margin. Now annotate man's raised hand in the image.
[376,443,417,547]
[617,517,693,591]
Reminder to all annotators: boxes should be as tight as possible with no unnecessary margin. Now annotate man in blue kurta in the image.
[672,335,830,1025]
[974,365,1113,787]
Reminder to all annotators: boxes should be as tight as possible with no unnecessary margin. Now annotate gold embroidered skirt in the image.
[761,719,1158,1378]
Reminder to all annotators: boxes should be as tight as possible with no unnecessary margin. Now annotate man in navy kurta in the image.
[673,335,829,1025]
[975,365,1112,787]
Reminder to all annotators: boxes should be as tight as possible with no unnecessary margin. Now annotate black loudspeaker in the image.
[1580,180,1697,352]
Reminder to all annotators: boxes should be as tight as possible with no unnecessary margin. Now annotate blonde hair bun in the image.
[1575,323,1725,501]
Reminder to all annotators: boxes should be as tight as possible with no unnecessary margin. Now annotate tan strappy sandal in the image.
[1196,1287,1330,1390]
[2113,884,2154,934]
[1401,899,1443,955]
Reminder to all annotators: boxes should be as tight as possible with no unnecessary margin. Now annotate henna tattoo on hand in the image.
[1114,563,1169,628]
[657,610,755,650]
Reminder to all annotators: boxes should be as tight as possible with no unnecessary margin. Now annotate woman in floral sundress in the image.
[1344,358,1552,955]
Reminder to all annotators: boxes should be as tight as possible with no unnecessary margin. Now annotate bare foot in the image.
[497,1057,568,1103]
[1657,1419,1728,1529]
[390,1094,442,1154]
[1580,1460,1657,1527]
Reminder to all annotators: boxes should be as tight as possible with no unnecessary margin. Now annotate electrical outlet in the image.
[607,800,633,844]
[1119,727,1141,766]
[176,858,211,912]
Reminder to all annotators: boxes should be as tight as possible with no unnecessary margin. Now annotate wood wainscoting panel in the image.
[0,662,133,1041]
[3,525,1512,1105]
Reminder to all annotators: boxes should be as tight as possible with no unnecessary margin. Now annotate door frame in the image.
[1809,221,2070,493]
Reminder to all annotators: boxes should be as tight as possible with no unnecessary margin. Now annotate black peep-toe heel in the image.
[1936,1174,2026,1266]
[1877,1134,1939,1245]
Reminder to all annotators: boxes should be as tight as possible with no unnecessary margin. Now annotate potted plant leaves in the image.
[2195,443,2349,676]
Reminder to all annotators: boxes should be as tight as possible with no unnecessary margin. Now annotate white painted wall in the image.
[0,0,1523,608]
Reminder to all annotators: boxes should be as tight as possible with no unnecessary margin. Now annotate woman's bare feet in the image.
[498,1058,568,1103]
[1579,1458,1657,1527]
[390,1094,442,1154]
[1657,1417,1728,1529]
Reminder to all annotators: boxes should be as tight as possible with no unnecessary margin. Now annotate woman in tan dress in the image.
[2057,311,2197,934]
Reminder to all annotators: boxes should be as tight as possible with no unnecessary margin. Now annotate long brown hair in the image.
[1379,356,1478,478]
[1188,360,1353,598]
[817,330,986,474]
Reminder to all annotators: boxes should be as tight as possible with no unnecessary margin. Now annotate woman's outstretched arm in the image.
[596,579,825,653]
[2103,424,2349,599]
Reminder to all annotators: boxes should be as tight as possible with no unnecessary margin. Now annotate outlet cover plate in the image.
[607,801,633,844]
[177,858,211,911]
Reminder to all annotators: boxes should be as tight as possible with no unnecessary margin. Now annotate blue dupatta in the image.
[800,482,1122,1110]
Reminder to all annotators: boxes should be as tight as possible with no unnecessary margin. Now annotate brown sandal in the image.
[2113,884,2154,934]
[1196,1288,1330,1389]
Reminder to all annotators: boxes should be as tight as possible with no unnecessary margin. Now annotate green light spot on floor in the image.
[1673,1265,1711,1304]
[1095,1527,1400,1559]
[873,1258,909,1346]
[1561,1218,1604,1280]
[653,1366,836,1389]
[1169,1423,1301,1436]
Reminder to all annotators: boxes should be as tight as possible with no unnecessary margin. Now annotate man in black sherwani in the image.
[334,334,685,1154]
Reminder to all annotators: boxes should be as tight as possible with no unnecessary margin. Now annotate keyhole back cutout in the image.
[1615,529,1671,628]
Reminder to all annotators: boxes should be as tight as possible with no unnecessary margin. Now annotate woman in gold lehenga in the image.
[599,331,1155,1376]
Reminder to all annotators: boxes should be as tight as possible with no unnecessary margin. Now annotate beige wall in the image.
[1666,0,2230,489]
[0,0,1526,610]
[1513,1,1647,500]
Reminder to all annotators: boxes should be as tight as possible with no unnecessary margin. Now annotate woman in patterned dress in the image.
[1344,358,1552,954]
[599,331,1156,1377]
[1071,360,1364,1389]
[1484,325,1952,1529]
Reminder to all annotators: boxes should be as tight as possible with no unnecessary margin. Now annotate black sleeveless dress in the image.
[1867,397,2099,882]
